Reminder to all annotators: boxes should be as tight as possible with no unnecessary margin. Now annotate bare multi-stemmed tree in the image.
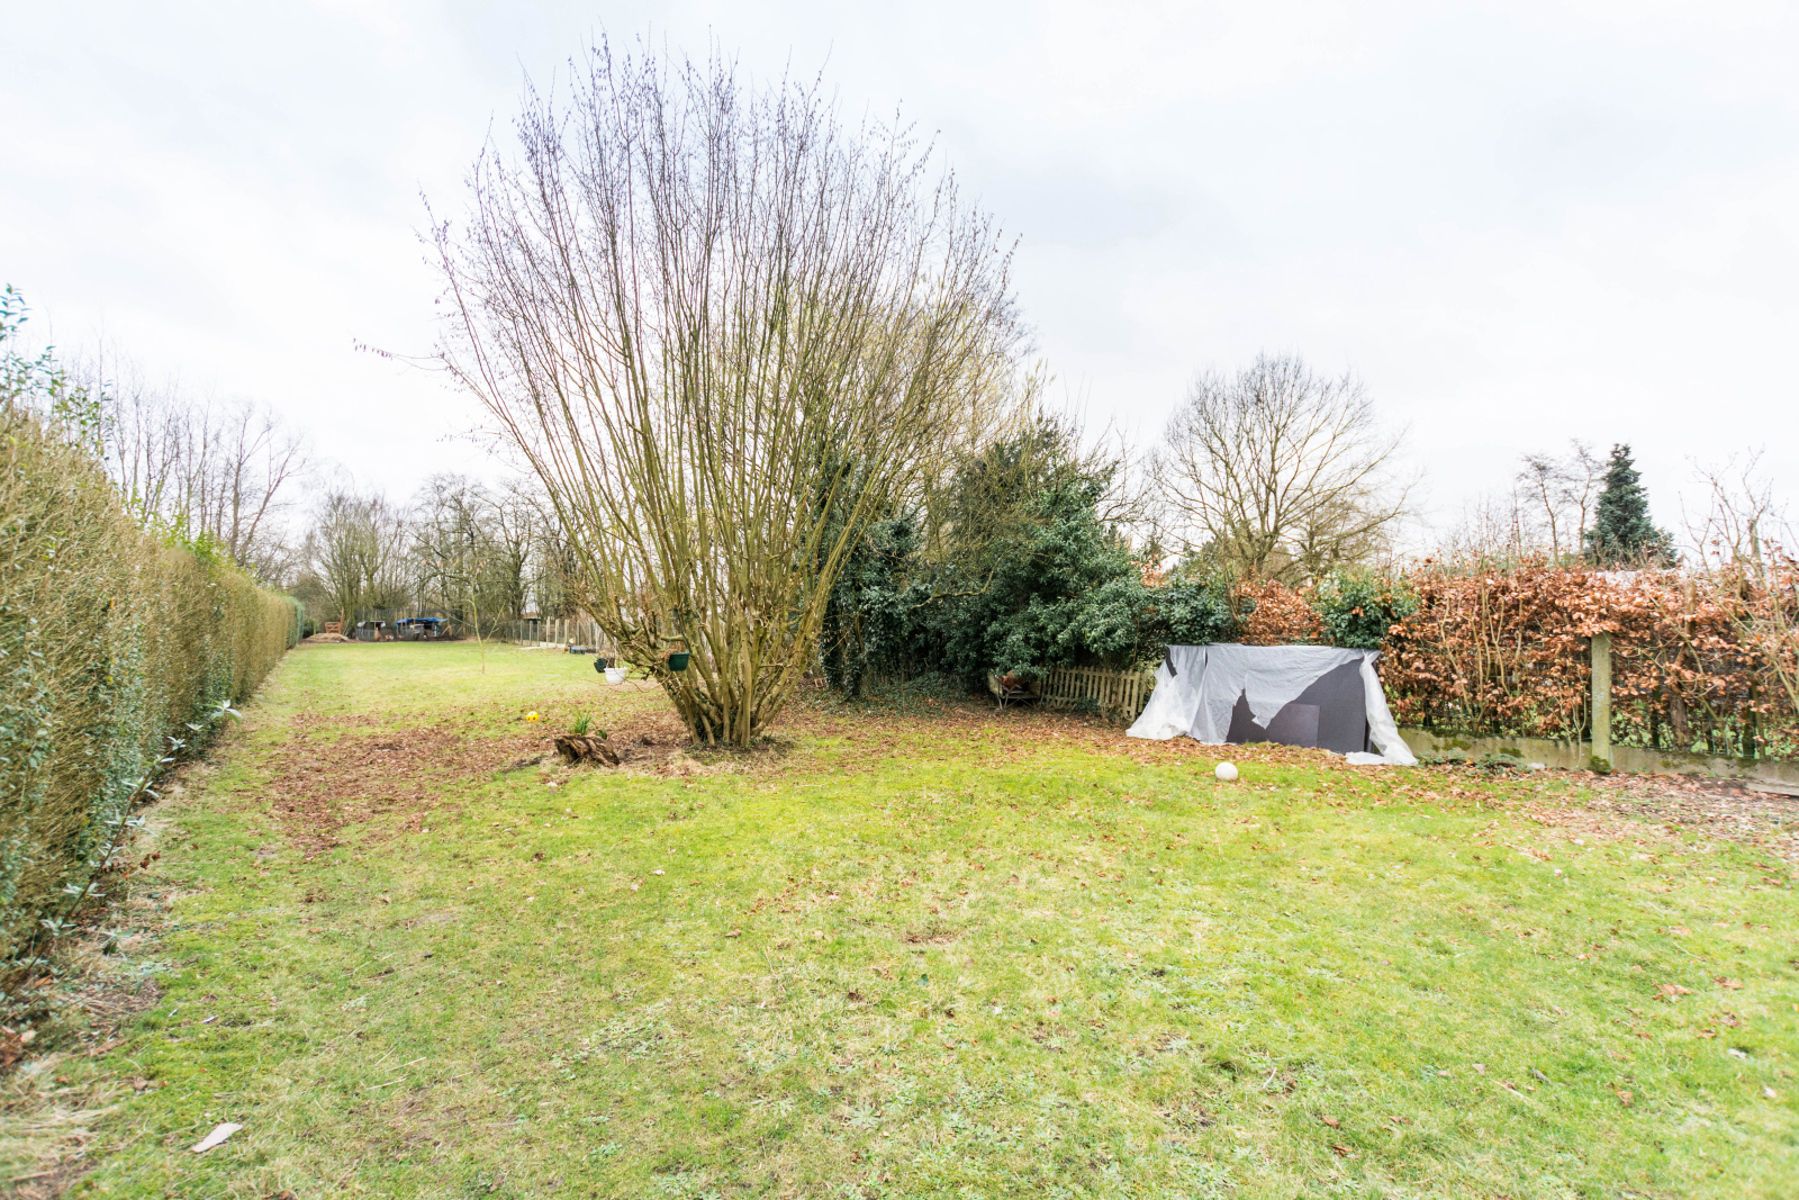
[1152,355,1409,584]
[1439,441,1607,565]
[431,43,1020,745]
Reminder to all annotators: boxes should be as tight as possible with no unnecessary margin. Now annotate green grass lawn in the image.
[9,642,1797,1197]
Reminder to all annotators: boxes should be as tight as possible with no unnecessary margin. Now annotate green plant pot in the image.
[667,651,691,672]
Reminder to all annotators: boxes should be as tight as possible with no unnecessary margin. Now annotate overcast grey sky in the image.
[4,1,1795,543]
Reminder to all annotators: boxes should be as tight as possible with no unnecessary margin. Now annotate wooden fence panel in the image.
[851,664,1159,724]
[1041,665,1156,725]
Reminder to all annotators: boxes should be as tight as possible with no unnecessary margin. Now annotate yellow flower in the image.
[525,711,541,722]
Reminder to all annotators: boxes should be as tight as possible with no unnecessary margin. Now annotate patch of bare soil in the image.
[267,708,718,855]
[1546,772,1799,866]
[1389,756,1799,867]
[267,719,544,856]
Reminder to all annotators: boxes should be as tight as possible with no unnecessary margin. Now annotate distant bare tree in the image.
[1686,454,1799,717]
[306,490,401,626]
[1517,454,1567,559]
[1152,355,1408,583]
[1687,452,1790,572]
[410,476,485,627]
[523,502,581,620]
[1436,487,1534,565]
[1516,440,1601,561]
[83,347,307,581]
[485,487,535,622]
[432,41,1020,745]
[409,475,535,633]
[365,499,412,614]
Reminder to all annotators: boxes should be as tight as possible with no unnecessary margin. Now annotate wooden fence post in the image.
[1590,632,1613,772]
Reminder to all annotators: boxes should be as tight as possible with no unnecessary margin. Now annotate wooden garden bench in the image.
[987,672,1039,710]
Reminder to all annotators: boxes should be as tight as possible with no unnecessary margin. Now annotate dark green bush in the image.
[1313,571,1418,650]
[820,411,1254,694]
[1147,578,1239,648]
[820,517,925,699]
[912,471,1149,684]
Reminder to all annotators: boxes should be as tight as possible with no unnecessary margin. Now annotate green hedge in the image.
[1,403,297,987]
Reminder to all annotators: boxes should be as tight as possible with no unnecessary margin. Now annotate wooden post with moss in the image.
[1590,633,1613,772]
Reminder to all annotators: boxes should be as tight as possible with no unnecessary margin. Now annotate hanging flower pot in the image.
[666,651,691,672]
[592,657,612,672]
[604,666,627,685]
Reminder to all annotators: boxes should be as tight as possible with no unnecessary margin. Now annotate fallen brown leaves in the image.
[1547,771,1799,865]
[263,704,717,856]
[265,715,548,856]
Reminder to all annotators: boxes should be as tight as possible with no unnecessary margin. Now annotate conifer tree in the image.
[1585,444,1674,566]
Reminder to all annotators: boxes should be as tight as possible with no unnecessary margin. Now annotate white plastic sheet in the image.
[1356,652,1417,765]
[1125,645,1210,740]
[1126,643,1416,765]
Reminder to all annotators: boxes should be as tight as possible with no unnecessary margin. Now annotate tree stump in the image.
[553,734,620,766]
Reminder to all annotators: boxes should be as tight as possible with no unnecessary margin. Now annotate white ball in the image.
[1214,761,1239,782]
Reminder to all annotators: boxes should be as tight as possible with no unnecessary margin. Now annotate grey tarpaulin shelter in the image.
[1127,644,1417,765]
